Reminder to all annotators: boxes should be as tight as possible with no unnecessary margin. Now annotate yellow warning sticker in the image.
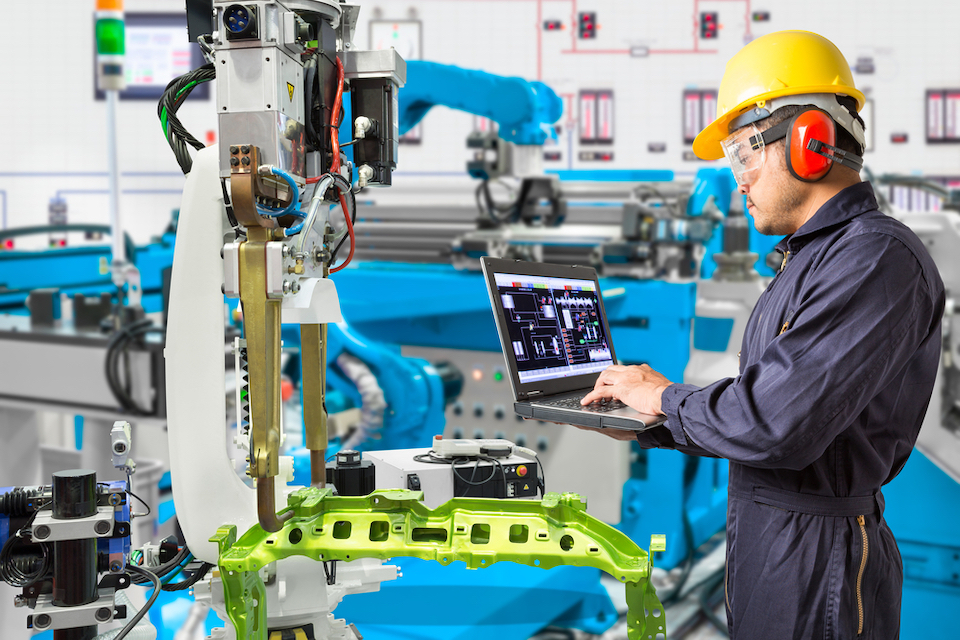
[287,83,295,101]
[523,484,530,491]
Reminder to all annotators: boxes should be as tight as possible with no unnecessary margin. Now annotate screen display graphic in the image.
[494,272,613,383]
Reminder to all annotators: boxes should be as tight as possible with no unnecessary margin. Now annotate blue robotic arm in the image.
[398,61,563,145]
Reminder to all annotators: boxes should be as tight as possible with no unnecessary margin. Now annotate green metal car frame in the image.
[212,488,667,640]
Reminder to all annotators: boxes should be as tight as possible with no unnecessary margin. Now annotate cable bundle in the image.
[158,63,216,174]
[104,319,164,416]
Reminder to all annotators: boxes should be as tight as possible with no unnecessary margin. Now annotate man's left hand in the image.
[580,364,673,415]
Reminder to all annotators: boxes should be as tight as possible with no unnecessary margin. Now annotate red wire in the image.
[306,56,346,184]
[302,57,353,272]
[329,192,355,273]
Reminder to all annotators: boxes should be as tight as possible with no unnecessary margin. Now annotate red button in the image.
[517,465,528,477]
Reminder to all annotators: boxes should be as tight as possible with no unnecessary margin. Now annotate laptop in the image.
[481,257,666,431]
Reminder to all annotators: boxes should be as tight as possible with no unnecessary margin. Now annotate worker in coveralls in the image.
[579,31,945,638]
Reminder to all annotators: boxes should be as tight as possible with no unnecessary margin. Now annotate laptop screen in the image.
[493,271,614,384]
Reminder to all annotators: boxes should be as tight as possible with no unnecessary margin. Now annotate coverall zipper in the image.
[856,515,869,636]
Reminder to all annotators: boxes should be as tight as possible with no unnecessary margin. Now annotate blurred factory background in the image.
[0,1,958,640]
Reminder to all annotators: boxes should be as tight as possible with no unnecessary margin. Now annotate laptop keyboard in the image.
[539,396,627,413]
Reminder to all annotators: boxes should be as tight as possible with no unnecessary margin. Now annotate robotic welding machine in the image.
[160,2,666,639]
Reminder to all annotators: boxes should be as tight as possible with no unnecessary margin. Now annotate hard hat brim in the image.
[692,85,866,162]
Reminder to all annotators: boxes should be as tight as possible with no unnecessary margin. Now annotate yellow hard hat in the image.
[693,30,865,160]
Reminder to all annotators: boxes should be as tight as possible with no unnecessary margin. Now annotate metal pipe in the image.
[310,450,326,487]
[256,478,294,532]
[301,323,327,487]
[106,90,125,276]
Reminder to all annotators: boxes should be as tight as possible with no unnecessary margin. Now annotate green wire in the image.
[161,80,202,136]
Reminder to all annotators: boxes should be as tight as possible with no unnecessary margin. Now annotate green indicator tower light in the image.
[95,0,126,92]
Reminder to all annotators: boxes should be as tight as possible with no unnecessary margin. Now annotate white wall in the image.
[1,0,958,241]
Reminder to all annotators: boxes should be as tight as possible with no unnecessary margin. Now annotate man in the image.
[579,31,945,638]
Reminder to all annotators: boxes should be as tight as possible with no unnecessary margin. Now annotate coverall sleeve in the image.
[656,232,938,470]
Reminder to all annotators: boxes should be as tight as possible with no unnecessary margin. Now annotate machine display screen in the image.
[493,272,613,384]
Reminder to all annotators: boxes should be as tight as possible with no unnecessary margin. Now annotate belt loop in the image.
[875,491,885,519]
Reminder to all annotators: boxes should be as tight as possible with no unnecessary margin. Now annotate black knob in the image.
[432,361,464,406]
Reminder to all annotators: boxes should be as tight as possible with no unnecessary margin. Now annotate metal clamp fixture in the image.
[30,505,116,542]
[28,590,123,631]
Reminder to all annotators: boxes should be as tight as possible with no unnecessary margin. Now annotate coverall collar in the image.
[775,181,879,254]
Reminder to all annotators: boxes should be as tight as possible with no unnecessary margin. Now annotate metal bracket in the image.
[28,590,123,631]
[212,489,666,640]
[31,506,115,543]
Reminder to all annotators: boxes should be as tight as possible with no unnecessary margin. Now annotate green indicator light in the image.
[96,18,125,55]
[579,339,585,344]
[493,371,503,382]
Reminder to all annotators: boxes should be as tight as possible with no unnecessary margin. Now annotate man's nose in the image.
[738,182,750,195]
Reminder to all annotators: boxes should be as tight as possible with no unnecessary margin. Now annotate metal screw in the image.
[95,607,112,622]
[292,281,301,293]
[230,146,239,155]
[110,561,123,573]
[13,596,26,608]
[33,525,51,540]
[282,280,291,294]
[94,520,112,535]
[241,145,250,154]
[281,245,290,258]
[35,614,51,628]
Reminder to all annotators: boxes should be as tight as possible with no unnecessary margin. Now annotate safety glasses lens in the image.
[721,125,765,187]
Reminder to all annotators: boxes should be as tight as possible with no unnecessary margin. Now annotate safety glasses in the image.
[721,124,765,187]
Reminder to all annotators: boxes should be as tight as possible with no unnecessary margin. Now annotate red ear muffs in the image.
[786,108,836,182]
[748,106,864,182]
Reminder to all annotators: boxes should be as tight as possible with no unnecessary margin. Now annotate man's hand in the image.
[580,364,673,415]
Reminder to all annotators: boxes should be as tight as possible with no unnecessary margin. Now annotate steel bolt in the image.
[35,614,51,629]
[95,607,112,622]
[110,560,123,573]
[282,280,291,294]
[13,596,26,608]
[241,157,251,166]
[33,525,51,540]
[94,520,112,535]
[292,281,301,293]
[230,145,239,155]
[240,145,250,154]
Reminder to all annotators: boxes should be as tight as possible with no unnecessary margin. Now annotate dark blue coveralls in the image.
[637,182,945,639]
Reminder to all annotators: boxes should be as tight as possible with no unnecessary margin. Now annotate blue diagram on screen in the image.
[494,272,613,383]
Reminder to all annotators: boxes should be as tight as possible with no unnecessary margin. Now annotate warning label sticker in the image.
[287,83,295,101]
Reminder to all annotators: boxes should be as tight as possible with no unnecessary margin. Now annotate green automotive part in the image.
[212,488,666,640]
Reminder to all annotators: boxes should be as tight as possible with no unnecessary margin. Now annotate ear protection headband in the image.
[749,107,864,182]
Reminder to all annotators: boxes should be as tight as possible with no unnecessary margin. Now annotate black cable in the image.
[0,511,49,588]
[120,566,162,640]
[125,488,152,518]
[411,453,505,496]
[162,561,214,592]
[104,319,164,416]
[533,453,546,497]
[130,544,190,585]
[328,174,357,266]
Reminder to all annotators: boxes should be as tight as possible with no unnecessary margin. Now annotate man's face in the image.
[722,123,806,236]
